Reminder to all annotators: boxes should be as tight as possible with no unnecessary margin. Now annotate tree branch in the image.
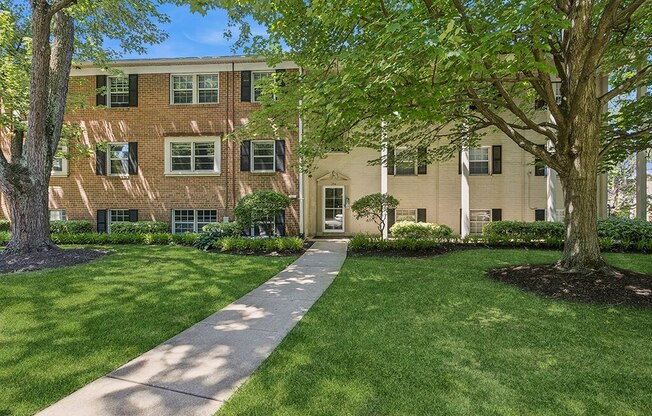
[600,64,652,103]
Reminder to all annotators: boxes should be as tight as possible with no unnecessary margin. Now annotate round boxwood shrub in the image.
[235,191,290,237]
[390,221,453,239]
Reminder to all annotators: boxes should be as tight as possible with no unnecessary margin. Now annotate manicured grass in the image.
[218,250,652,416]
[0,246,296,416]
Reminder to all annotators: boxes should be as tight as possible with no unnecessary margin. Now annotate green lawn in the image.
[218,250,652,416]
[0,246,296,416]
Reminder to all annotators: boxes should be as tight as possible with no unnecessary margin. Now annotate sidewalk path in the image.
[38,241,348,416]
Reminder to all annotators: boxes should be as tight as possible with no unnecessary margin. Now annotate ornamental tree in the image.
[198,0,652,272]
[351,193,400,239]
[0,0,170,255]
[234,191,291,236]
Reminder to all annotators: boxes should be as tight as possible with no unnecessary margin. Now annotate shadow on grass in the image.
[0,245,296,416]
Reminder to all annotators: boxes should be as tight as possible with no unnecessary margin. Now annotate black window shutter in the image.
[387,146,395,175]
[534,144,546,176]
[275,140,286,172]
[129,209,138,222]
[275,68,286,87]
[417,147,428,175]
[96,75,107,106]
[275,210,286,236]
[97,210,107,233]
[492,208,502,221]
[417,209,427,223]
[96,146,107,175]
[492,145,502,174]
[459,208,462,232]
[535,209,546,221]
[535,98,547,110]
[128,74,138,107]
[128,142,138,175]
[458,150,462,174]
[241,71,252,102]
[387,208,396,230]
[240,140,251,171]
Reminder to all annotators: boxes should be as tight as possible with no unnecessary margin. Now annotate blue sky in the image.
[121,4,265,59]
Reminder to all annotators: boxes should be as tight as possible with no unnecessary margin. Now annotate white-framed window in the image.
[170,74,219,104]
[252,71,275,102]
[396,208,418,222]
[469,147,490,175]
[108,209,130,232]
[107,142,130,176]
[553,81,562,105]
[108,76,130,108]
[470,209,492,234]
[251,140,275,172]
[164,137,221,175]
[394,147,417,175]
[172,209,218,233]
[556,208,565,223]
[49,209,67,221]
[51,145,68,176]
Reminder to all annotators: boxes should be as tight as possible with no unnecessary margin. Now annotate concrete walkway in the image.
[38,241,348,416]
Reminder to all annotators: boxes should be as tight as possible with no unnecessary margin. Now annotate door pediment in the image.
[317,170,350,182]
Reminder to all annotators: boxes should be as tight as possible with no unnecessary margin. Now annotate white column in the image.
[380,121,389,239]
[546,140,557,221]
[636,84,647,220]
[298,79,305,237]
[461,147,470,237]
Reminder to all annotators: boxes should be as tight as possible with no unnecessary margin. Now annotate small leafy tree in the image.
[235,191,290,237]
[351,193,399,239]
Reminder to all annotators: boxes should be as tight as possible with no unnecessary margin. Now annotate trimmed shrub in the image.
[213,237,304,253]
[235,191,290,236]
[49,220,93,234]
[110,221,169,234]
[0,231,10,245]
[194,222,242,250]
[390,221,453,239]
[48,232,197,246]
[483,221,565,239]
[0,220,10,232]
[350,234,445,252]
[597,217,652,242]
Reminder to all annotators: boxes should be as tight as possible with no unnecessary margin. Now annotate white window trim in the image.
[469,146,491,176]
[107,142,130,177]
[395,208,418,222]
[170,73,220,105]
[470,209,492,235]
[49,209,67,221]
[107,76,130,108]
[250,140,276,173]
[394,147,417,175]
[171,209,218,234]
[108,209,130,233]
[252,71,275,103]
[51,145,69,177]
[164,136,221,176]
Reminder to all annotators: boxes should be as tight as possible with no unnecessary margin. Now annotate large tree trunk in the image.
[4,183,56,254]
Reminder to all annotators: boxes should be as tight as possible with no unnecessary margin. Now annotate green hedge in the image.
[110,221,169,234]
[0,220,9,232]
[350,234,446,252]
[0,231,9,245]
[484,217,652,243]
[194,222,243,250]
[390,221,453,239]
[213,237,304,253]
[49,232,198,246]
[50,220,93,234]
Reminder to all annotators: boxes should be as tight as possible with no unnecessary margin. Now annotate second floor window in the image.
[108,77,130,108]
[165,137,221,175]
[469,147,490,175]
[171,74,219,104]
[394,147,416,175]
[251,140,275,172]
[108,143,130,175]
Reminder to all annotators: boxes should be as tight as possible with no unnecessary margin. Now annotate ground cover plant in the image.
[217,250,652,415]
[0,245,296,416]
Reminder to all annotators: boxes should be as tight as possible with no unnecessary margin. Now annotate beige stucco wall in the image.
[305,132,565,237]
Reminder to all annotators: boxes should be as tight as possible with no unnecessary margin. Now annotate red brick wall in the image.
[0,68,300,235]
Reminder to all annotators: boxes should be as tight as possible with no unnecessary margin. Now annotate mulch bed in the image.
[0,249,107,274]
[349,245,469,258]
[487,264,652,309]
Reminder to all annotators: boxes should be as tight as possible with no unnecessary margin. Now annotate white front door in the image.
[323,186,345,233]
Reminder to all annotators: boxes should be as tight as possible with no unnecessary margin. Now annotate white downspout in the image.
[298,67,305,237]
[546,139,557,222]
[381,121,389,240]
[461,147,470,237]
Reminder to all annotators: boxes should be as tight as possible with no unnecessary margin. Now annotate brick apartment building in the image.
[1,57,301,235]
[0,56,609,237]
